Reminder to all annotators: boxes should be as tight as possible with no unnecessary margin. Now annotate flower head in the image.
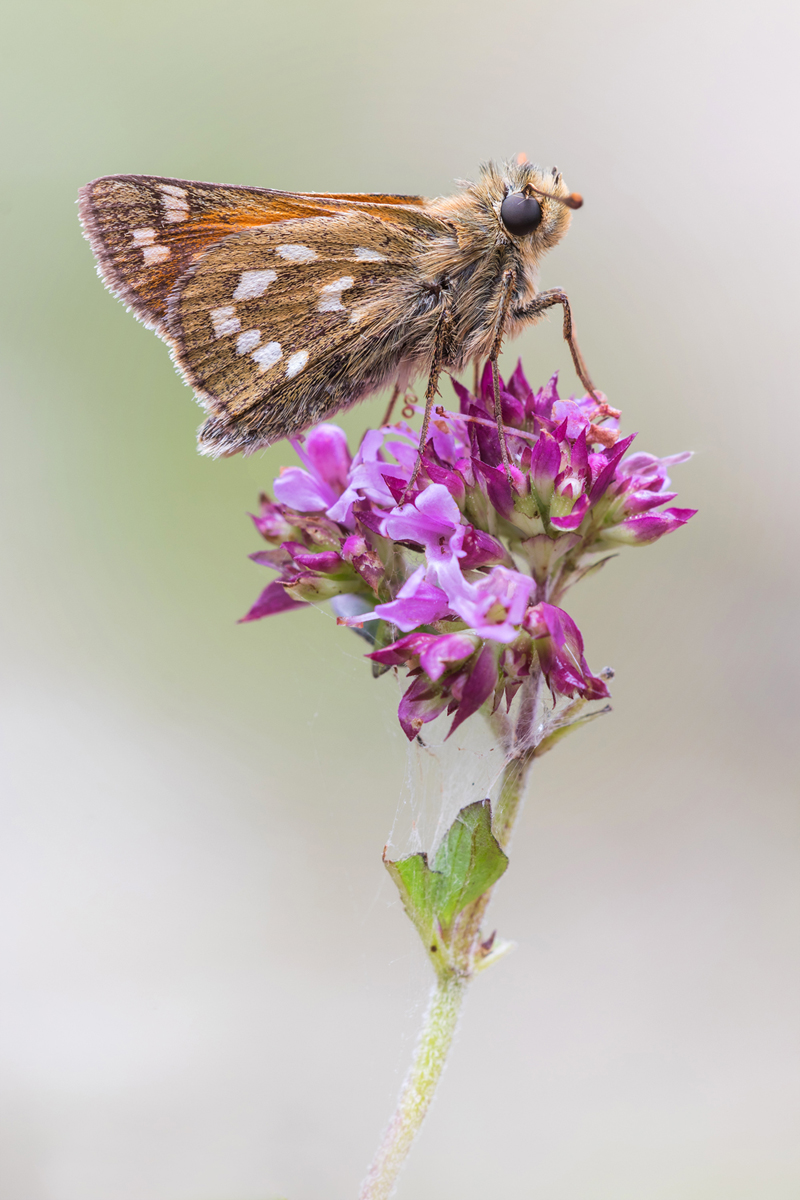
[241,362,695,738]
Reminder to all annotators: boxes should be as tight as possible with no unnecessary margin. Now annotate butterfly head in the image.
[433,160,578,273]
[495,159,578,250]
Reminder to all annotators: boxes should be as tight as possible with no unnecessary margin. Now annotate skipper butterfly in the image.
[79,159,598,471]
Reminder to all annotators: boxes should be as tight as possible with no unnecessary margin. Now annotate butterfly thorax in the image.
[422,161,572,367]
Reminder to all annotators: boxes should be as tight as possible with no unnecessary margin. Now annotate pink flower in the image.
[326,427,413,526]
[295,422,352,491]
[419,632,480,681]
[380,484,465,562]
[240,580,308,622]
[436,560,534,644]
[371,567,452,632]
[272,423,352,511]
[369,631,494,740]
[524,603,609,700]
[601,506,697,545]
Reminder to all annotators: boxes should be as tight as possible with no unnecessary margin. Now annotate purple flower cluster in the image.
[243,363,695,739]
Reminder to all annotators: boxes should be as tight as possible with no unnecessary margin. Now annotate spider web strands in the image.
[386,680,513,861]
[387,667,589,864]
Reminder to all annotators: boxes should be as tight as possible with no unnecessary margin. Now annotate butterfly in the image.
[78,158,598,473]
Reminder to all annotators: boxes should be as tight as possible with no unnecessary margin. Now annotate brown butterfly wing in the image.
[166,212,447,456]
[78,175,430,332]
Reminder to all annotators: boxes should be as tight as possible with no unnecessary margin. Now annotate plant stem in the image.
[491,752,533,852]
[358,973,467,1200]
[360,680,543,1197]
[491,669,543,848]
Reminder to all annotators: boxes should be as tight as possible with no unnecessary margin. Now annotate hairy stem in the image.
[360,679,545,1196]
[358,974,467,1200]
[491,751,535,853]
[492,670,543,849]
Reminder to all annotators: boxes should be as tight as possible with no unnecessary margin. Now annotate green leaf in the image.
[384,800,509,956]
[430,800,508,930]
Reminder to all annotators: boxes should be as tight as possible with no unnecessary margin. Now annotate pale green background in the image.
[1,1,799,1198]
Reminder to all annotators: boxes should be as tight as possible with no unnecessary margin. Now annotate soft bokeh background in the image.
[2,1,799,1197]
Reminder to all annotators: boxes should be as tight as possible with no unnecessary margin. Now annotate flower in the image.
[380,484,466,562]
[272,423,352,512]
[367,630,489,739]
[241,361,695,739]
[433,559,534,643]
[523,603,609,701]
[371,567,453,632]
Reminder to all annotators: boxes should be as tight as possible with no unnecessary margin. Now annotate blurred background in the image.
[1,1,799,1197]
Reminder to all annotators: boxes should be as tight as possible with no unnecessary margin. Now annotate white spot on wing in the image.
[251,342,282,371]
[233,270,277,301]
[317,275,355,313]
[236,329,262,355]
[210,305,242,338]
[142,245,171,264]
[353,246,386,262]
[285,350,309,378]
[159,185,190,224]
[132,226,169,263]
[276,244,317,262]
[162,204,188,224]
[349,307,370,324]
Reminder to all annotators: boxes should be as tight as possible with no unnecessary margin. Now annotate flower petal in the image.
[419,632,479,681]
[273,466,337,512]
[239,580,308,622]
[524,602,609,699]
[295,423,351,491]
[380,483,463,554]
[603,507,697,544]
[367,631,437,666]
[447,645,499,737]
[550,493,590,531]
[398,674,450,739]
[437,559,534,643]
[372,565,453,631]
[530,431,561,505]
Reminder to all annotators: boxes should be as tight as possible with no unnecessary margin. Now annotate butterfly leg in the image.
[488,269,518,476]
[513,288,599,400]
[381,381,402,427]
[403,310,451,497]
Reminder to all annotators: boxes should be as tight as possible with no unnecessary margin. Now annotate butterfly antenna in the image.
[524,182,583,210]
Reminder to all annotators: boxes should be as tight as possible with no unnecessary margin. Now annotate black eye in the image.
[500,191,543,236]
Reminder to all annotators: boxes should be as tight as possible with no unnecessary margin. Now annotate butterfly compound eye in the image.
[500,191,543,236]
